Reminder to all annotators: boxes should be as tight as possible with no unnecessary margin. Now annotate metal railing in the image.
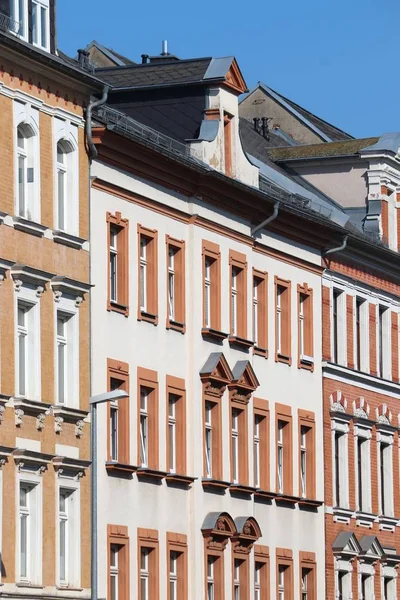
[0,11,20,34]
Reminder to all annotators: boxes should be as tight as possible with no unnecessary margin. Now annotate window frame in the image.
[166,532,188,600]
[15,118,40,222]
[107,359,130,465]
[55,297,79,408]
[57,478,80,588]
[253,269,268,357]
[297,284,314,370]
[203,395,222,481]
[166,376,186,476]
[378,430,394,517]
[331,419,349,509]
[11,0,29,39]
[276,549,293,600]
[254,545,269,600]
[17,474,42,585]
[229,250,248,342]
[202,240,221,333]
[55,133,79,236]
[253,399,270,491]
[107,212,129,316]
[377,304,391,379]
[166,236,185,332]
[138,528,159,600]
[298,410,316,500]
[355,425,372,513]
[137,368,159,470]
[232,554,249,600]
[31,0,50,50]
[138,225,158,324]
[15,288,41,401]
[299,552,316,600]
[108,524,130,600]
[230,399,249,486]
[223,111,233,177]
[275,405,293,496]
[354,296,369,372]
[275,277,292,365]
[331,287,346,366]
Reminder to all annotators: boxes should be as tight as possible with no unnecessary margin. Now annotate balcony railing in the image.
[0,11,20,34]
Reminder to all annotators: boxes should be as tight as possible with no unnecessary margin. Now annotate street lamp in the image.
[90,389,128,600]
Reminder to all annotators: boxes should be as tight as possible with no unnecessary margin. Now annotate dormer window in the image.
[32,0,49,50]
[10,0,28,39]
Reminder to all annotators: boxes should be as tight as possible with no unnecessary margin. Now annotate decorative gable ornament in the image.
[330,391,347,414]
[353,397,370,420]
[223,58,248,95]
[200,353,233,398]
[376,403,392,425]
[332,532,361,559]
[229,360,259,405]
[231,517,262,554]
[201,511,236,551]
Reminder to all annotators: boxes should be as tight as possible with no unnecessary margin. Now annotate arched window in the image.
[17,123,36,220]
[56,140,75,232]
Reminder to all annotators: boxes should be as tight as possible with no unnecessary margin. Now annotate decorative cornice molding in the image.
[11,263,54,294]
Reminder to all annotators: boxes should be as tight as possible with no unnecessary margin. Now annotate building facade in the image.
[0,2,100,597]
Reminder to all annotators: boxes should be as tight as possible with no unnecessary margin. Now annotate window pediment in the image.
[202,511,236,550]
[11,263,54,295]
[200,352,233,397]
[232,517,262,554]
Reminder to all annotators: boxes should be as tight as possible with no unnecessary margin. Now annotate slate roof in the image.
[239,118,289,159]
[267,137,380,162]
[96,58,212,88]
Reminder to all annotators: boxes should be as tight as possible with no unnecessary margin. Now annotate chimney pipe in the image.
[253,117,260,133]
[141,54,149,64]
[162,40,168,55]
[261,117,270,140]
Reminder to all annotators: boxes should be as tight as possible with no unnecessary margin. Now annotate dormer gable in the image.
[231,360,259,391]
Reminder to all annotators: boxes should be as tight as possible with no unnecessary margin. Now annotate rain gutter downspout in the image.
[86,85,109,159]
[251,201,280,237]
[322,235,348,258]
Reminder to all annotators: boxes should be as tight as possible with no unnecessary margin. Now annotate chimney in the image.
[161,40,168,56]
[141,54,149,64]
[253,118,261,134]
[77,49,91,70]
[261,117,270,140]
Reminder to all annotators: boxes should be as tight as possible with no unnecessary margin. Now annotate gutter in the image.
[86,87,109,159]
[251,201,279,236]
[322,235,348,258]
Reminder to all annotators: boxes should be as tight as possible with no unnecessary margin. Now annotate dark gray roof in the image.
[199,353,234,378]
[96,58,212,89]
[234,516,262,536]
[332,532,360,552]
[201,512,234,531]
[359,536,384,556]
[239,118,289,159]
[231,360,259,388]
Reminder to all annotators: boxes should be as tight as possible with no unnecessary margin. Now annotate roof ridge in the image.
[95,56,212,72]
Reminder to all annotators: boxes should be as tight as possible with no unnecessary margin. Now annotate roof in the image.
[239,118,289,158]
[361,132,400,155]
[267,137,380,162]
[85,40,135,67]
[245,83,354,142]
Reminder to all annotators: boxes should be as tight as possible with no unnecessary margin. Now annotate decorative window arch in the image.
[330,390,348,414]
[376,403,392,425]
[56,138,77,233]
[201,511,236,551]
[353,397,370,420]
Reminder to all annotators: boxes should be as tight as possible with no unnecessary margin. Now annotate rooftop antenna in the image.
[161,40,168,55]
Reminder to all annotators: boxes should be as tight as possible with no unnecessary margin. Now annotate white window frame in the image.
[382,566,397,600]
[140,548,149,600]
[54,119,79,236]
[109,378,120,462]
[301,568,308,600]
[205,402,212,478]
[378,430,394,517]
[110,544,119,600]
[10,0,28,39]
[16,472,42,585]
[14,101,40,223]
[207,556,215,600]
[140,388,149,467]
[168,394,178,473]
[332,419,350,509]
[253,277,259,345]
[300,425,307,499]
[110,225,118,303]
[168,247,176,321]
[140,236,148,313]
[32,0,50,50]
[15,286,41,401]
[377,304,391,380]
[354,296,369,373]
[54,296,79,408]
[233,559,240,600]
[231,267,239,336]
[254,414,261,488]
[57,478,80,588]
[169,551,178,600]
[299,293,307,358]
[331,287,347,366]
[231,408,239,484]
[254,562,261,600]
[277,420,284,494]
[335,560,352,600]
[204,258,212,328]
[278,565,285,600]
[276,286,283,355]
[355,425,372,513]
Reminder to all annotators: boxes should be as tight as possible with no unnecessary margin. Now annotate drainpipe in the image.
[85,86,109,159]
[322,235,348,258]
[251,201,280,237]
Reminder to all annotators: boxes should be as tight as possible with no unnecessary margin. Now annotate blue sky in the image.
[58,0,399,139]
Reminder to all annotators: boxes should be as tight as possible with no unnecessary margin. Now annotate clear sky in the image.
[58,0,399,139]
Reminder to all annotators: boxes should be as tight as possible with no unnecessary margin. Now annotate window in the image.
[17,299,39,399]
[167,533,188,600]
[138,225,158,323]
[276,552,293,600]
[276,406,293,495]
[18,480,41,584]
[17,123,37,221]
[232,556,248,600]
[230,402,248,486]
[231,409,239,483]
[166,376,186,475]
[58,486,79,587]
[203,397,222,480]
[205,402,213,477]
[137,368,159,470]
[378,305,390,378]
[229,251,247,340]
[56,310,77,406]
[56,140,76,233]
[361,574,373,600]
[332,288,345,365]
[275,278,291,363]
[32,0,49,49]
[383,576,396,600]
[278,566,286,600]
[253,270,268,355]
[107,360,130,465]
[301,570,308,600]
[11,0,28,37]
[107,212,129,315]
[207,556,216,600]
[108,525,130,600]
[356,429,371,512]
[300,554,316,600]
[333,425,349,508]
[138,529,159,600]
[254,399,270,490]
[354,297,369,371]
[254,546,269,600]
[224,112,233,176]
[233,559,240,600]
[166,237,185,331]
[298,410,316,500]
[202,241,221,332]
[298,285,313,368]
[380,438,394,516]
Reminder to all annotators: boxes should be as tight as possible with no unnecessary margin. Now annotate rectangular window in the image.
[229,251,248,341]
[253,270,268,355]
[107,360,130,465]
[203,397,222,480]
[138,225,158,324]
[58,486,79,587]
[276,406,293,495]
[333,428,348,508]
[137,369,159,470]
[276,552,293,600]
[380,440,394,516]
[11,0,28,37]
[207,556,217,600]
[378,305,391,378]
[108,525,130,600]
[275,278,291,364]
[166,237,185,332]
[254,546,269,600]
[56,310,77,406]
[300,554,316,600]
[332,288,346,365]
[355,297,368,372]
[166,376,186,476]
[231,409,240,483]
[298,410,316,500]
[107,212,129,316]
[278,566,286,600]
[32,0,49,49]
[254,399,269,490]
[18,480,41,584]
[167,533,188,600]
[356,432,371,513]
[138,529,159,600]
[202,241,221,332]
[232,556,248,600]
[298,285,314,368]
[230,401,248,486]
[17,299,39,399]
[233,559,240,600]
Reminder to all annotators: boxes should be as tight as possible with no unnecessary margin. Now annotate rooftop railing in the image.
[0,11,20,34]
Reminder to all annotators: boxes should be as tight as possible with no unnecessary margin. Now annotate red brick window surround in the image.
[275,277,291,365]
[166,533,188,600]
[253,398,270,490]
[107,212,129,316]
[254,545,270,600]
[166,236,185,333]
[202,240,221,334]
[276,548,293,600]
[138,224,158,325]
[108,525,130,600]
[138,528,159,600]
[297,283,313,370]
[107,359,130,465]
[229,250,248,342]
[137,368,159,471]
[276,404,293,496]
[299,552,317,600]
[166,376,186,476]
[298,409,316,500]
[253,269,268,357]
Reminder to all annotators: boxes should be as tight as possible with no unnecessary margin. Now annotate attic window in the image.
[32,0,50,50]
[223,112,233,177]
[10,0,28,39]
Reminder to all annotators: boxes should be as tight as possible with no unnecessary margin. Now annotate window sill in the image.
[253,346,268,358]
[56,586,84,592]
[275,353,292,366]
[254,488,278,500]
[332,506,353,524]
[379,515,398,532]
[275,493,299,505]
[13,216,47,237]
[105,461,137,475]
[138,311,158,325]
[355,511,377,528]
[165,473,196,486]
[16,583,45,589]
[228,336,254,350]
[298,497,323,508]
[202,328,229,341]
[202,477,231,491]
[229,483,256,495]
[299,359,314,372]
[167,320,185,334]
[136,467,167,481]
[53,230,86,250]
[108,301,129,317]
